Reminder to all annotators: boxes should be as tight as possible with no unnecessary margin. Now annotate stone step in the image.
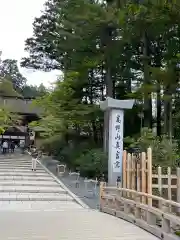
[0,161,31,164]
[0,180,59,187]
[0,175,54,181]
[0,156,31,161]
[0,161,34,164]
[0,177,55,182]
[0,164,33,167]
[0,192,73,201]
[0,155,27,161]
[0,201,83,211]
[0,185,66,193]
[0,169,45,173]
[0,166,42,170]
[0,172,50,177]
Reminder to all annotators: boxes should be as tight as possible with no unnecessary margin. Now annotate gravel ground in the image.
[41,157,100,209]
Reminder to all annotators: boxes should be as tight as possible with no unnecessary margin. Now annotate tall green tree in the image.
[22,0,180,171]
[0,59,26,91]
[21,83,47,98]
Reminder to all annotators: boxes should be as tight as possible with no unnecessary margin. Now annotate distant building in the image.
[0,95,41,146]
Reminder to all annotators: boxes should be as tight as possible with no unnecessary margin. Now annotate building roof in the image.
[0,96,41,115]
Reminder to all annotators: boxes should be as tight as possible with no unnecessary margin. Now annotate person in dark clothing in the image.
[10,141,15,153]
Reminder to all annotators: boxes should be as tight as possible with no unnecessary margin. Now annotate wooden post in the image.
[177,168,180,202]
[158,166,162,196]
[137,161,141,201]
[158,166,162,209]
[146,148,156,226]
[131,154,136,199]
[122,150,127,197]
[99,181,106,211]
[141,152,146,204]
[123,150,127,189]
[127,153,131,197]
[137,162,140,192]
[147,147,152,206]
[177,168,180,215]
[167,167,172,200]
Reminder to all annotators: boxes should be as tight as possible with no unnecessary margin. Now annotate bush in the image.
[39,134,66,157]
[75,148,108,178]
[124,128,179,166]
[39,133,107,177]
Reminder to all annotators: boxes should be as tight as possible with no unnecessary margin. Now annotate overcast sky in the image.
[0,0,60,87]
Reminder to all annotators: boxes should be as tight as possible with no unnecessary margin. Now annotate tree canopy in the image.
[23,0,180,176]
[0,54,47,134]
[0,55,47,98]
[0,59,26,91]
[0,79,21,97]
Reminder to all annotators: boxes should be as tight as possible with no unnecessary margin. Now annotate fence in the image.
[122,147,180,203]
[99,147,180,239]
[100,185,180,239]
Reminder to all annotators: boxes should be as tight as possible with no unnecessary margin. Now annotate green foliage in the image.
[0,107,18,134]
[125,128,179,166]
[0,55,46,99]
[39,134,66,156]
[0,79,21,97]
[0,59,26,91]
[75,148,107,178]
[21,0,180,176]
[21,83,47,98]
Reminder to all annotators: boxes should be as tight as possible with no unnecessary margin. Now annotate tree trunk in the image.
[154,43,162,136]
[142,31,152,129]
[163,87,172,137]
[156,84,161,136]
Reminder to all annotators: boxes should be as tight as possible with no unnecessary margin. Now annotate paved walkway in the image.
[0,154,159,239]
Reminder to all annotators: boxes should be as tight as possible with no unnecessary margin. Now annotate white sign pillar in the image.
[100,97,135,186]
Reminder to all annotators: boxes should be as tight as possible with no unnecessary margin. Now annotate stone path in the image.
[0,153,159,240]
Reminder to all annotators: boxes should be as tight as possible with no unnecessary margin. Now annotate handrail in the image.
[103,186,180,208]
[100,184,180,240]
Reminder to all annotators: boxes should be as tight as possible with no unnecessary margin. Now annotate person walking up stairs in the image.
[2,141,8,154]
[30,147,39,171]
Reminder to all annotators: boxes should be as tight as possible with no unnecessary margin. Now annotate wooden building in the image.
[0,95,41,145]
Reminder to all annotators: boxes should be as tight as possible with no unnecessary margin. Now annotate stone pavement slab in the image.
[0,175,54,181]
[0,185,66,193]
[0,201,83,211]
[0,169,45,172]
[0,210,159,240]
[0,172,50,176]
[0,180,58,186]
[0,192,74,201]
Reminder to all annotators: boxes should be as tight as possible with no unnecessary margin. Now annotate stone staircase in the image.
[0,154,84,211]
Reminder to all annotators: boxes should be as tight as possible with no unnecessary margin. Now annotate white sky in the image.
[0,0,61,87]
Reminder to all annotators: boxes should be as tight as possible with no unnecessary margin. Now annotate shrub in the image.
[124,128,180,166]
[75,148,108,178]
